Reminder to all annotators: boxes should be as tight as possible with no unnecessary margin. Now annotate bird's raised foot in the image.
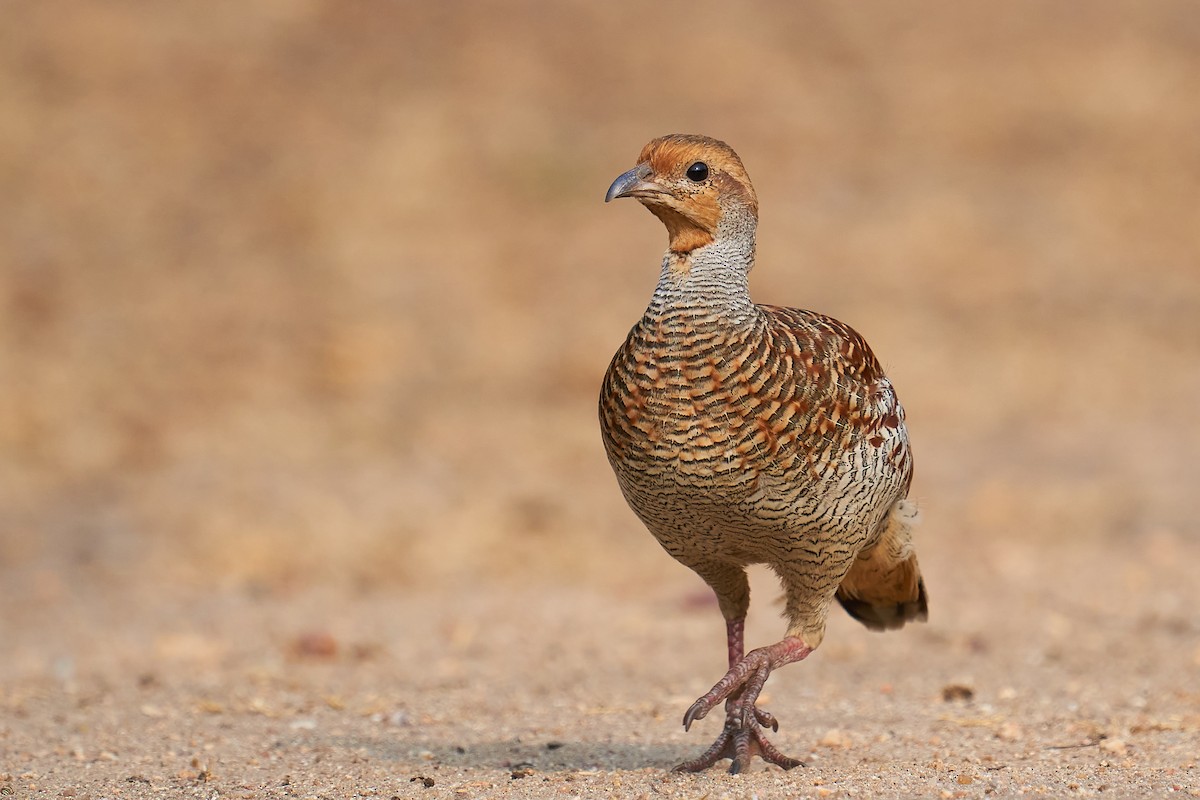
[682,637,812,732]
[672,709,804,774]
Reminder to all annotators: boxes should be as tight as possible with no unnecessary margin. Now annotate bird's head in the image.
[605,134,758,255]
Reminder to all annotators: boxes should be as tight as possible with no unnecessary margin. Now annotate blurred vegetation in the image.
[1,1,1197,598]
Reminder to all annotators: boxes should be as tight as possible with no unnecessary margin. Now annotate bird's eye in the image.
[686,162,709,182]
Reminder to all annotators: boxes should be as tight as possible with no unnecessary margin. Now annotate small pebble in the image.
[818,729,852,748]
[942,684,975,702]
[996,722,1023,741]
[291,631,338,659]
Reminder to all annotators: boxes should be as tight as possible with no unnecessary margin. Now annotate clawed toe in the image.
[682,697,709,732]
[754,706,779,732]
[754,730,805,771]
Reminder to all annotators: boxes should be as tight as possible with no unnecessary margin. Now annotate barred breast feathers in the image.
[600,301,912,494]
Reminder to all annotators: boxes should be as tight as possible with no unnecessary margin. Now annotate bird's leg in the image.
[673,636,812,774]
[725,616,745,667]
[722,617,780,731]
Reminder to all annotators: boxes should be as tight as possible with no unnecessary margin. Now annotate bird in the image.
[599,134,927,774]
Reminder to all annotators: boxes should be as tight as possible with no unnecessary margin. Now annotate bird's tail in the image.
[836,499,928,631]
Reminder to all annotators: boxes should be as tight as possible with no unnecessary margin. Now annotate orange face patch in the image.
[629,134,759,254]
[638,134,758,216]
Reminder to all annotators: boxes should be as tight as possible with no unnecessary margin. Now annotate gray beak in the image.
[605,163,655,203]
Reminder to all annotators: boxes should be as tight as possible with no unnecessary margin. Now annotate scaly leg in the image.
[722,617,781,730]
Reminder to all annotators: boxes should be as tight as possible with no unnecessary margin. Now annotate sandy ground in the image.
[5,534,1200,799]
[3,2,1199,798]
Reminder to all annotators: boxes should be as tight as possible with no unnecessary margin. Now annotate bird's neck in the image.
[647,235,758,325]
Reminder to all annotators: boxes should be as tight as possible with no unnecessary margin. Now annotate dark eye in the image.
[686,162,709,182]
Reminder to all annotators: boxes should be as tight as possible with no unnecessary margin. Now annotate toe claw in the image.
[672,723,733,772]
[755,707,779,732]
[682,701,708,732]
[756,730,806,770]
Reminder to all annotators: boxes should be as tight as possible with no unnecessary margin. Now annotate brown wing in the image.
[759,305,914,489]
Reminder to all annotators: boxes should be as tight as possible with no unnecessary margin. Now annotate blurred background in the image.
[2,0,1198,610]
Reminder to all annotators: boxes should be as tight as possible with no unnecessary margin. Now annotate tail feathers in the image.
[836,500,929,632]
[836,569,928,631]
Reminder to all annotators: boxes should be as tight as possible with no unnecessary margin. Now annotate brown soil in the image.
[2,2,1198,798]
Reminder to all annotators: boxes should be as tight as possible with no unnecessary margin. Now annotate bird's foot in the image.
[673,637,812,774]
[672,694,804,774]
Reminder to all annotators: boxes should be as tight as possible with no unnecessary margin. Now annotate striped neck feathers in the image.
[649,234,758,322]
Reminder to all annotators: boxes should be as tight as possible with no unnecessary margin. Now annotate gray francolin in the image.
[599,134,927,774]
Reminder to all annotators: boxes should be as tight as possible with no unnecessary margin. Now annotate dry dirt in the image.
[2,2,1199,798]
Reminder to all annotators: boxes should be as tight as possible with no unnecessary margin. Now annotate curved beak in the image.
[605,163,657,203]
